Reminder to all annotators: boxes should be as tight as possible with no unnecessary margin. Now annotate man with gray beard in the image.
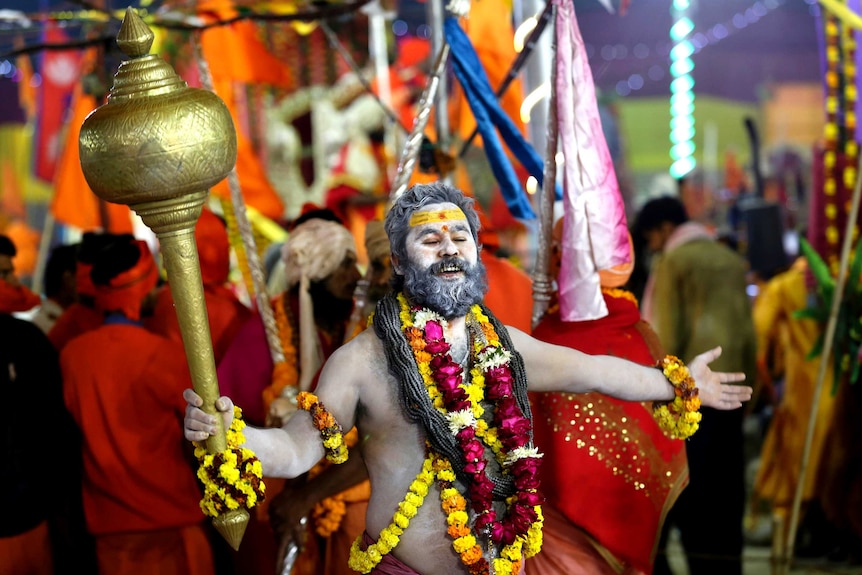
[184,182,752,575]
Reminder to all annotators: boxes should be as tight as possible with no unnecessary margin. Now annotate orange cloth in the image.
[50,86,133,233]
[61,325,205,536]
[3,220,39,278]
[47,302,103,351]
[93,524,214,575]
[0,521,53,575]
[0,277,40,313]
[452,0,525,144]
[481,251,533,333]
[530,291,688,574]
[93,240,159,322]
[200,13,288,220]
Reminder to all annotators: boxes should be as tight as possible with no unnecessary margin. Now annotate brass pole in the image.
[78,8,248,549]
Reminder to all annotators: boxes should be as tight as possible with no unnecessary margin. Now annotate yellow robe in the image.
[753,258,836,512]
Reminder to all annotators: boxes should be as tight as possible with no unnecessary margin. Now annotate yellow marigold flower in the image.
[438,469,456,482]
[447,510,469,526]
[296,392,318,411]
[492,558,514,575]
[453,535,477,554]
[393,512,409,529]
[398,501,417,519]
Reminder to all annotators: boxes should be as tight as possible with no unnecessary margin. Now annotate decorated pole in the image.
[531,3,559,330]
[78,8,249,549]
[782,149,862,572]
[389,43,451,200]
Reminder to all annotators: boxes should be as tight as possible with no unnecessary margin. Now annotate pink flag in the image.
[554,0,631,321]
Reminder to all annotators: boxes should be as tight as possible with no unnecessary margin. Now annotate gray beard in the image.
[402,257,488,320]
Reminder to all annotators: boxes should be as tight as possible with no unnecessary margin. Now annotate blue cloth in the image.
[444,18,561,220]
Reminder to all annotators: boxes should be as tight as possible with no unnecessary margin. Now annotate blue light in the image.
[670,157,697,178]
[670,57,694,77]
[670,18,694,41]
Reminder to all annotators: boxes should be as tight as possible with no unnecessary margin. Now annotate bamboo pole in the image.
[531,3,558,331]
[782,149,862,566]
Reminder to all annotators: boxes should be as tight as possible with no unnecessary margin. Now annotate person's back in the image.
[637,196,755,575]
[652,237,755,374]
[61,237,214,575]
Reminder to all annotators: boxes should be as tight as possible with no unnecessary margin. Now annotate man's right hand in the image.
[183,389,234,442]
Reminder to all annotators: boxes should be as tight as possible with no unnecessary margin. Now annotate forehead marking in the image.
[409,208,467,227]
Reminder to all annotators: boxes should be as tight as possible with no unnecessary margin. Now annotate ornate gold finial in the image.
[117,7,154,57]
[78,7,251,549]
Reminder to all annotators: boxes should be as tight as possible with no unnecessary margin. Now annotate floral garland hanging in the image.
[193,406,267,517]
[400,293,543,574]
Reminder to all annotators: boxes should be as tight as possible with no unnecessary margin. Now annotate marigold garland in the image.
[262,295,300,411]
[652,355,702,440]
[380,293,543,572]
[193,406,267,517]
[297,391,348,464]
[348,456,435,573]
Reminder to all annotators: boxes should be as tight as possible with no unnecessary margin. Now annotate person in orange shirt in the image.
[48,232,130,351]
[61,236,215,575]
[477,207,533,332]
[146,208,252,364]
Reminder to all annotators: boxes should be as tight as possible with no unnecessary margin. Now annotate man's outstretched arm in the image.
[508,328,752,409]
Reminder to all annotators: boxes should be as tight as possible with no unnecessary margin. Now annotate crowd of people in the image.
[1,179,859,575]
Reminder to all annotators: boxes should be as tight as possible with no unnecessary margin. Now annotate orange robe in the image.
[146,283,252,365]
[481,251,533,333]
[47,302,102,351]
[528,291,688,575]
[61,323,214,575]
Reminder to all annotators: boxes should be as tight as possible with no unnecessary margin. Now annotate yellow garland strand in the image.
[192,406,267,517]
[652,355,703,440]
[348,457,435,573]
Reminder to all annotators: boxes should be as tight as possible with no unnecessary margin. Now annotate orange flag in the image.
[199,17,290,220]
[50,86,133,233]
[453,0,525,143]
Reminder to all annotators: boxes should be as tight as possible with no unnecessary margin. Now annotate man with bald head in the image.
[186,182,752,575]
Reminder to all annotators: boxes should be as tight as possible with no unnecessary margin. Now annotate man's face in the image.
[397,202,487,319]
[323,253,361,301]
[0,255,20,287]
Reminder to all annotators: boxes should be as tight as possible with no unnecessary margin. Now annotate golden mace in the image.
[78,7,248,549]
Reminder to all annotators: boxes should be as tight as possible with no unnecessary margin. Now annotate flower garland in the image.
[652,355,702,440]
[297,391,348,464]
[396,293,543,574]
[193,406,267,517]
[309,428,368,537]
[348,456,435,573]
[262,294,300,412]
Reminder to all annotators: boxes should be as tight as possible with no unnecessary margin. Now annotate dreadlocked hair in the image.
[373,292,533,500]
